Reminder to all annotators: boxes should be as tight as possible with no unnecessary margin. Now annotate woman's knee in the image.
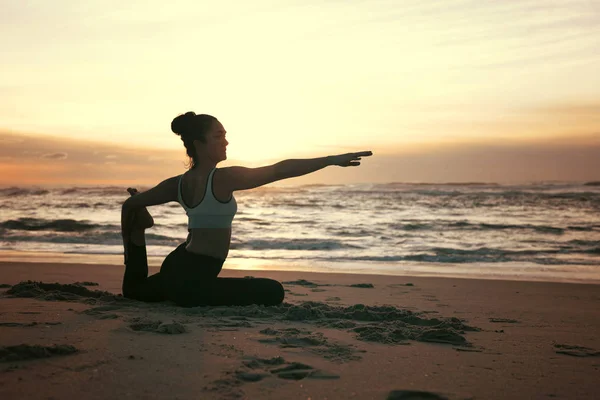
[263,279,285,305]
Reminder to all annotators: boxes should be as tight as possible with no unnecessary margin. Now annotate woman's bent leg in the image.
[206,277,285,306]
[122,241,165,302]
[157,245,285,307]
[172,277,285,308]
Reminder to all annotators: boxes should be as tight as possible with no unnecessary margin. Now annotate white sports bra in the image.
[177,168,237,229]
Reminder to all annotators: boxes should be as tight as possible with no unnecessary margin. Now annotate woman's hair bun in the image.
[171,111,197,136]
[171,112,217,169]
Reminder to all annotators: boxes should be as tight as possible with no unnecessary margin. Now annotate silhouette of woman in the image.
[121,112,372,307]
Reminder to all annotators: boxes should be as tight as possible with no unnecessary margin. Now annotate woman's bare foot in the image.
[127,188,154,229]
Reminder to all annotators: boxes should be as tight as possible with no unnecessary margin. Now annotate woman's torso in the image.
[178,168,233,260]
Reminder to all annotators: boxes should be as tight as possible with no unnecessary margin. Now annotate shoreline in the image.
[1,249,600,285]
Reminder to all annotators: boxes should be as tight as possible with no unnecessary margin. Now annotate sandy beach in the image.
[1,260,599,400]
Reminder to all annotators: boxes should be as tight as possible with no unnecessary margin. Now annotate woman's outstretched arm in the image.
[219,151,372,191]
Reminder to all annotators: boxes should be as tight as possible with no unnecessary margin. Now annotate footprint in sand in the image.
[258,327,362,362]
[83,305,124,320]
[205,356,340,398]
[0,322,62,327]
[235,371,270,382]
[258,327,326,349]
[489,318,519,323]
[205,318,254,331]
[240,356,339,381]
[388,283,415,288]
[387,390,448,400]
[554,344,600,357]
[128,319,186,334]
[0,344,78,362]
[271,362,339,380]
[6,281,117,303]
[349,283,374,288]
[258,330,325,348]
[282,279,321,288]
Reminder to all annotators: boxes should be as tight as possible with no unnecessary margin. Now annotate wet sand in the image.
[0,261,599,399]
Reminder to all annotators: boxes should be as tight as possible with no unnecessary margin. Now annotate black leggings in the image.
[122,242,285,307]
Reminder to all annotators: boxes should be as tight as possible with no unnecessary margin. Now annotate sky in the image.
[1,0,599,186]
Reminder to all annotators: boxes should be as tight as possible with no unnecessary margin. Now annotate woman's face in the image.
[198,120,228,163]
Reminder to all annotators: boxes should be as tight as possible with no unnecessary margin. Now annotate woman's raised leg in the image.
[121,188,165,302]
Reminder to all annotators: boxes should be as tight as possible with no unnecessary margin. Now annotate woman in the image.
[121,112,372,307]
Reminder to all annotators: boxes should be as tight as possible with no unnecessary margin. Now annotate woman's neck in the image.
[191,159,217,173]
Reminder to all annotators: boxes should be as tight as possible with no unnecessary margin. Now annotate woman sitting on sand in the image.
[121,112,372,307]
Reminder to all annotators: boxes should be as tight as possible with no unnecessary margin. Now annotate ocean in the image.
[1,182,599,283]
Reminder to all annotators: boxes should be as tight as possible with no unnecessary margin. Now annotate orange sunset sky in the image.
[1,0,599,187]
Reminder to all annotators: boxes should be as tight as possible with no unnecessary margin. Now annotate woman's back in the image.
[178,168,234,260]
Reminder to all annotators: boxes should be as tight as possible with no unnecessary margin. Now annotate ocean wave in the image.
[325,189,600,206]
[567,226,594,231]
[1,231,181,247]
[55,186,130,196]
[378,182,499,187]
[398,246,600,264]
[2,183,599,271]
[231,238,363,251]
[37,202,96,209]
[324,247,600,265]
[564,239,600,246]
[269,201,322,208]
[0,218,112,232]
[479,223,564,235]
[560,240,600,254]
[389,222,434,231]
[388,221,570,234]
[329,228,375,237]
[228,252,599,266]
[0,187,50,197]
[2,186,135,197]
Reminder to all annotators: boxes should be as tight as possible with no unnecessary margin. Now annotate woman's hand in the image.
[330,151,373,167]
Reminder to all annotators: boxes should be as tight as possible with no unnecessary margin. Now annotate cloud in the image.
[2,128,600,186]
[40,152,68,160]
[0,137,25,145]
[533,102,600,117]
[22,150,41,156]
